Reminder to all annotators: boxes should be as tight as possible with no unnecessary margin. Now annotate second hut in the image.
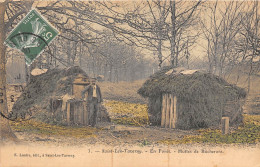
[138,67,247,130]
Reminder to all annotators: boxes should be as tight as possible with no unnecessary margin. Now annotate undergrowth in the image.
[10,101,259,145]
[10,120,97,138]
[159,114,260,144]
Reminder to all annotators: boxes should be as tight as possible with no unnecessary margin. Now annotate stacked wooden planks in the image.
[161,94,177,128]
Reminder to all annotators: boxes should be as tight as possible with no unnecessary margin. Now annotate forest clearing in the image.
[6,75,260,147]
[1,1,260,166]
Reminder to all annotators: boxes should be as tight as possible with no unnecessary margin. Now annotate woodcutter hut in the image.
[138,66,247,130]
[12,66,110,126]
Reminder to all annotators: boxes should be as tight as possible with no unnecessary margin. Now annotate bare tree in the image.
[84,31,152,82]
[0,1,17,141]
[235,1,259,92]
[90,1,202,68]
[200,1,245,76]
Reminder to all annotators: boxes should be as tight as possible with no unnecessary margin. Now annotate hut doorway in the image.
[161,94,177,128]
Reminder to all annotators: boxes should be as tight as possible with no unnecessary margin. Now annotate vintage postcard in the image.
[0,0,259,167]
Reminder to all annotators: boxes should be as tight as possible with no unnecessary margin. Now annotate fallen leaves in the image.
[10,120,97,138]
[104,100,149,126]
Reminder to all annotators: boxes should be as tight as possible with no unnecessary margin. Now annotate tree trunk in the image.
[79,42,82,67]
[0,1,17,141]
[170,0,176,67]
[103,63,108,81]
[115,67,119,83]
[67,39,71,65]
[157,17,163,68]
[91,57,96,77]
[109,64,113,82]
[207,38,213,73]
[72,41,77,65]
[158,39,163,68]
[124,64,127,81]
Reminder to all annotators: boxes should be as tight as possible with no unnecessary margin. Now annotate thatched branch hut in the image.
[138,66,247,130]
[12,66,110,125]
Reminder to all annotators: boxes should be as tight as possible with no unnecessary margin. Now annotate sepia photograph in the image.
[0,0,259,166]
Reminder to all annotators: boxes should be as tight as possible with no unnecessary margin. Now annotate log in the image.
[170,94,174,128]
[221,117,229,134]
[165,94,170,128]
[66,102,71,125]
[83,101,88,125]
[65,99,110,126]
[66,100,86,125]
[76,101,84,125]
[173,96,177,128]
[73,102,78,124]
[78,101,84,125]
[49,98,89,126]
[161,94,166,127]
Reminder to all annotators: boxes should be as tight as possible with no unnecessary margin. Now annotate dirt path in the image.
[13,122,198,147]
[95,123,198,146]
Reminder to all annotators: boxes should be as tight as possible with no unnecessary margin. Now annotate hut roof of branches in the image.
[138,66,246,101]
[12,66,89,116]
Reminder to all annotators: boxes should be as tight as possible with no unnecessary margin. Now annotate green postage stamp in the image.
[4,9,59,65]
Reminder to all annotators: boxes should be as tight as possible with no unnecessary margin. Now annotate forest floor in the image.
[6,77,260,147]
